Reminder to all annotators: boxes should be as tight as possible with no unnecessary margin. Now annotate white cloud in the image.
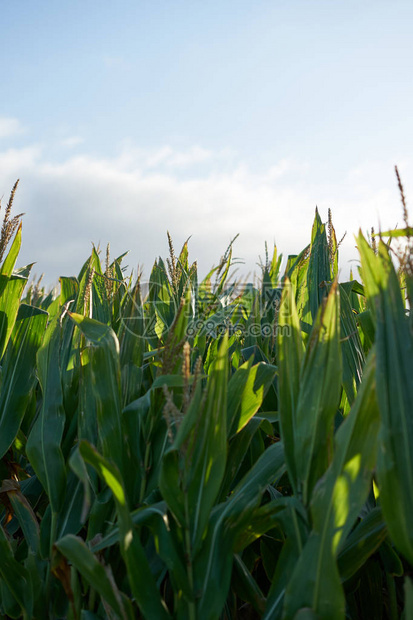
[0,117,24,139]
[114,143,234,172]
[60,136,84,148]
[0,140,410,285]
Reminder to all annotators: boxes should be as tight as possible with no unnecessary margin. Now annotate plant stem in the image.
[184,492,196,620]
[46,511,58,612]
[139,440,151,502]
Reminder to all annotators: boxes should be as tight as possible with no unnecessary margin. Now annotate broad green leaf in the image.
[339,285,365,407]
[337,507,386,582]
[160,335,229,556]
[69,446,92,524]
[379,538,403,577]
[0,304,48,457]
[3,480,40,554]
[218,416,268,502]
[26,315,67,515]
[262,498,309,620]
[285,245,311,327]
[122,502,192,599]
[227,358,277,436]
[357,309,375,353]
[186,332,228,552]
[55,534,129,619]
[79,441,170,619]
[151,373,200,390]
[69,313,126,487]
[283,353,380,619]
[307,209,331,320]
[228,441,286,529]
[75,246,110,323]
[277,278,305,494]
[55,471,88,540]
[232,553,266,615]
[0,523,31,618]
[77,346,98,449]
[118,280,145,404]
[0,223,22,277]
[194,442,285,620]
[0,274,27,359]
[159,449,186,526]
[237,495,306,552]
[358,232,413,565]
[294,280,342,504]
[404,577,413,618]
[378,226,413,238]
[59,276,78,304]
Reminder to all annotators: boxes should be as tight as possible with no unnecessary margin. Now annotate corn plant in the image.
[0,180,412,619]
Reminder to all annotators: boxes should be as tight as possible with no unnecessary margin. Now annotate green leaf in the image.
[232,554,266,615]
[358,232,413,565]
[160,333,230,554]
[277,278,305,494]
[79,441,170,619]
[189,332,228,551]
[379,538,404,577]
[69,313,127,488]
[337,507,386,582]
[0,523,31,618]
[158,449,186,526]
[283,353,380,619]
[0,223,22,277]
[218,416,268,501]
[0,304,48,457]
[339,285,365,407]
[307,208,331,320]
[378,226,413,238]
[0,274,27,359]
[404,577,413,618]
[262,498,308,620]
[4,480,41,554]
[26,315,67,515]
[194,442,285,620]
[227,358,277,436]
[295,280,342,504]
[357,310,375,353]
[126,502,192,599]
[55,534,129,619]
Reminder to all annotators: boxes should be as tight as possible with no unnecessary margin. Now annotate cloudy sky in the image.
[1,0,412,285]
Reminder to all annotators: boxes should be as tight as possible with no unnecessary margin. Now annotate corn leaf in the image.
[26,315,67,515]
[337,507,386,582]
[307,209,331,321]
[79,440,171,619]
[277,277,305,494]
[227,358,277,436]
[0,523,31,618]
[295,280,342,504]
[0,304,47,457]
[55,534,131,620]
[0,223,22,277]
[283,353,380,619]
[0,274,27,359]
[194,441,285,619]
[69,313,126,488]
[358,232,413,565]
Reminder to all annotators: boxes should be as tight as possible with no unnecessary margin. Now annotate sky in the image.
[1,0,412,285]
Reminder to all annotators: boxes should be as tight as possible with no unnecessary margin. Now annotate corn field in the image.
[0,181,413,619]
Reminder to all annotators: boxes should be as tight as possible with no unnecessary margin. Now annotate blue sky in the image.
[1,0,412,283]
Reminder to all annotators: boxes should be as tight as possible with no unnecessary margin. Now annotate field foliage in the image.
[0,182,413,619]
